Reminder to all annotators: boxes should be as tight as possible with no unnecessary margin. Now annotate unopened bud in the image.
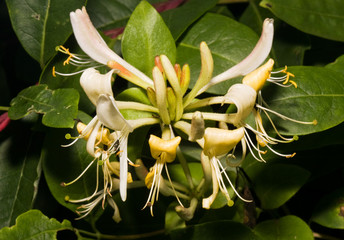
[189,111,205,141]
[167,87,176,120]
[174,63,181,81]
[147,87,157,107]
[180,64,190,95]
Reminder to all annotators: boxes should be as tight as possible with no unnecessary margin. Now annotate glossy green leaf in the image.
[312,188,344,229]
[169,220,261,240]
[254,215,313,240]
[5,0,85,67]
[263,66,344,135]
[326,55,344,76]
[161,0,218,40]
[41,112,98,214]
[0,124,42,228]
[122,1,176,78]
[87,0,142,30]
[8,84,79,129]
[177,13,259,95]
[250,163,310,209]
[165,202,186,233]
[116,87,151,105]
[168,162,203,188]
[0,210,73,240]
[87,0,165,30]
[260,0,344,42]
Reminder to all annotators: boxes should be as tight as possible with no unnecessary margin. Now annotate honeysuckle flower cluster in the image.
[55,7,316,220]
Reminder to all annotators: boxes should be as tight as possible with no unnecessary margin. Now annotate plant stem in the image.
[176,147,195,189]
[0,106,9,111]
[76,228,165,240]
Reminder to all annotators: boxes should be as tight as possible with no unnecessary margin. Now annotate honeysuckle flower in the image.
[143,134,183,215]
[202,127,251,209]
[196,18,274,96]
[62,68,160,207]
[54,7,154,90]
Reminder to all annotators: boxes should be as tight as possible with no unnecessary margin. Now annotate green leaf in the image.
[0,210,73,240]
[8,84,79,129]
[254,215,313,240]
[250,163,310,209]
[312,188,344,229]
[0,124,42,228]
[87,0,165,30]
[116,87,151,105]
[263,66,344,135]
[122,1,176,78]
[169,220,261,240]
[260,0,344,42]
[161,0,218,40]
[168,162,204,188]
[326,55,344,76]
[165,202,186,233]
[5,0,85,67]
[177,13,259,95]
[41,112,97,214]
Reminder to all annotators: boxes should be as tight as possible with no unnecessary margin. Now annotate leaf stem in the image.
[76,228,165,240]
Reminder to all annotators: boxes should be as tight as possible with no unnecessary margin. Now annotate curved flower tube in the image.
[197,18,274,95]
[66,7,154,89]
[96,94,134,201]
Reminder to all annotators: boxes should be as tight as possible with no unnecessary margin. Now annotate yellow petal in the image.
[148,135,181,163]
[242,58,274,92]
[203,127,245,157]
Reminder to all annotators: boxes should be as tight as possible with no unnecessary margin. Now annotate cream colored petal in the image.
[203,127,245,158]
[80,68,114,105]
[96,94,133,132]
[224,84,257,127]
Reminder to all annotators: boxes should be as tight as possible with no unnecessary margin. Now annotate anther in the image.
[52,66,56,77]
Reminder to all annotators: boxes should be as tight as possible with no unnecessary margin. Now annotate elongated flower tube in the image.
[96,94,134,201]
[56,7,154,89]
[143,135,182,216]
[197,18,274,95]
[202,127,251,209]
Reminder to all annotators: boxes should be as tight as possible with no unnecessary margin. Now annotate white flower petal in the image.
[224,84,257,127]
[80,68,114,105]
[96,94,133,132]
[119,136,129,201]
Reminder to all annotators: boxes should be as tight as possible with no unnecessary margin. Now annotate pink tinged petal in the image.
[208,18,274,87]
[70,7,153,88]
[0,112,10,132]
[80,68,114,106]
[96,94,133,132]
